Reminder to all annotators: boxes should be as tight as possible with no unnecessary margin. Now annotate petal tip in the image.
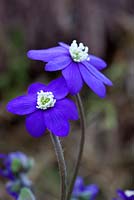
[6,102,11,113]
[27,50,39,60]
[109,81,113,86]
[27,50,32,58]
[105,79,113,86]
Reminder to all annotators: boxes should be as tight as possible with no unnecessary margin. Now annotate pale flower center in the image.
[125,190,134,197]
[36,90,56,110]
[69,40,89,62]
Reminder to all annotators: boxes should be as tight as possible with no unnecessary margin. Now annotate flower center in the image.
[69,40,89,62]
[125,190,134,197]
[36,90,56,110]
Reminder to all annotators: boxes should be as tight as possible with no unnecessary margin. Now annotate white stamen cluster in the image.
[36,90,56,110]
[69,40,89,62]
[125,190,134,197]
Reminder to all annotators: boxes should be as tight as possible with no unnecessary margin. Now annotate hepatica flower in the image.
[0,152,33,180]
[27,40,112,97]
[0,152,33,199]
[6,180,21,199]
[72,176,99,200]
[6,177,32,200]
[5,152,33,175]
[114,189,134,200]
[7,77,78,137]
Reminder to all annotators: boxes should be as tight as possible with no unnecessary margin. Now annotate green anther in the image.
[36,90,56,110]
[69,40,89,62]
[41,97,50,105]
[74,52,79,57]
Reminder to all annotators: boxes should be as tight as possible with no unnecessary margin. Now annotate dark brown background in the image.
[0,0,134,199]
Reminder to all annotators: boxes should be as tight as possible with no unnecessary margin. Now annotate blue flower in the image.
[0,152,33,180]
[6,176,32,200]
[72,177,99,200]
[6,180,21,199]
[7,77,78,137]
[113,189,134,200]
[27,40,112,97]
[0,153,14,180]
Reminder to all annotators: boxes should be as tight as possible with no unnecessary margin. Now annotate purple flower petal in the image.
[45,55,71,71]
[46,76,68,99]
[58,42,70,49]
[83,61,113,86]
[89,55,107,70]
[27,46,68,62]
[26,110,46,137]
[84,184,99,197]
[0,169,5,177]
[117,189,131,200]
[6,181,19,199]
[7,95,37,115]
[44,107,70,137]
[79,64,106,98]
[28,82,47,94]
[55,98,79,120]
[0,154,6,159]
[73,177,85,196]
[62,63,83,95]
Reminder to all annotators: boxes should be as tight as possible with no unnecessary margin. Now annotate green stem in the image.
[50,133,67,200]
[66,93,86,200]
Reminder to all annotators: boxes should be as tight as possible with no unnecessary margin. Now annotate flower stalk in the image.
[66,93,86,200]
[50,133,67,200]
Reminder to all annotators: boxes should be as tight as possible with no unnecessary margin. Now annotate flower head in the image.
[69,40,89,62]
[6,176,32,200]
[7,77,78,137]
[72,177,99,200]
[0,152,33,180]
[27,40,112,97]
[36,90,56,110]
[6,180,21,199]
[114,189,134,200]
[0,152,33,199]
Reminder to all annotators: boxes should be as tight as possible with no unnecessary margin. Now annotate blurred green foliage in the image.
[85,61,127,132]
[0,28,29,100]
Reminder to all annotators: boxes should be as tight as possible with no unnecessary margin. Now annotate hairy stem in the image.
[50,133,67,200]
[66,93,86,200]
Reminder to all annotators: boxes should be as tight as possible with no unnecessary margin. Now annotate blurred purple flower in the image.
[0,152,33,199]
[6,180,20,199]
[0,152,33,180]
[113,189,134,200]
[0,154,6,159]
[7,77,78,137]
[0,153,14,180]
[27,40,112,97]
[72,176,99,200]
[6,176,32,200]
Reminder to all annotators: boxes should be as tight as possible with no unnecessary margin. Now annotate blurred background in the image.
[0,0,134,199]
